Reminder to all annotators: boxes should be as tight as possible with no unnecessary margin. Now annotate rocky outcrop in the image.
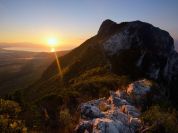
[75,80,153,133]
[102,20,174,55]
[99,20,178,81]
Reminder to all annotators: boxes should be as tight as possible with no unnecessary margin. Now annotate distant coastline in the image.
[0,42,74,52]
[3,46,50,52]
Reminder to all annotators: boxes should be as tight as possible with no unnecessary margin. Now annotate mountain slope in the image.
[22,20,178,131]
[26,20,177,100]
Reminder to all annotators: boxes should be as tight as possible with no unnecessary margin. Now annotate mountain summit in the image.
[99,20,177,81]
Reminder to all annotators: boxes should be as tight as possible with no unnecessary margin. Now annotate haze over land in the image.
[0,42,72,52]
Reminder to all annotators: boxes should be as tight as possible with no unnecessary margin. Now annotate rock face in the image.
[75,80,152,133]
[99,20,178,81]
[102,20,174,55]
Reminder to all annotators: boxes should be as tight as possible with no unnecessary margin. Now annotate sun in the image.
[48,38,58,47]
[47,38,59,52]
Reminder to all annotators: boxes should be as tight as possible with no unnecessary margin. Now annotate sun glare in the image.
[47,38,59,52]
[47,37,63,79]
[48,38,58,47]
[50,47,55,52]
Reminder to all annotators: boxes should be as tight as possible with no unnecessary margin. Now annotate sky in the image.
[0,0,178,50]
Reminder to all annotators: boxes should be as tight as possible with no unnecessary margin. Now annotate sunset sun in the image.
[47,38,59,52]
[48,38,58,47]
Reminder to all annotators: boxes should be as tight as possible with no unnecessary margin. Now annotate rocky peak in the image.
[97,20,177,81]
[102,20,174,55]
[97,19,121,38]
[98,19,117,34]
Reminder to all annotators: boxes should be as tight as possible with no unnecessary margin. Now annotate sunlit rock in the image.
[121,105,140,118]
[127,80,151,96]
[75,79,153,133]
[92,118,132,133]
[81,104,104,119]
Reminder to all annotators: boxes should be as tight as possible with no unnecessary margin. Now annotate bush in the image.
[0,99,27,132]
[59,108,71,126]
[59,108,76,133]
[141,105,178,133]
[0,99,21,116]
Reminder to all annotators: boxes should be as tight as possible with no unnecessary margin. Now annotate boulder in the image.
[121,105,140,118]
[92,118,133,133]
[127,80,151,96]
[81,104,104,119]
[75,121,93,133]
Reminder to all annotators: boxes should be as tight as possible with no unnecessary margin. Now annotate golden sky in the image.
[0,0,178,51]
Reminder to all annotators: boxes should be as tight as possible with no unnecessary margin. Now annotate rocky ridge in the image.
[75,79,152,133]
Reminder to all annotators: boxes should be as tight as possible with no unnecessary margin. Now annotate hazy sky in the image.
[0,0,178,49]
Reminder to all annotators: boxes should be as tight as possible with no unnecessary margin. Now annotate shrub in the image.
[59,108,71,126]
[0,99,27,132]
[59,108,76,133]
[141,105,178,133]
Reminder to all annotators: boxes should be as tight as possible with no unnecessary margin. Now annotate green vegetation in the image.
[59,108,75,133]
[0,99,27,132]
[141,105,178,133]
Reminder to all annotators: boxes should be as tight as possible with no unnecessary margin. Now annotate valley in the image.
[0,48,68,96]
